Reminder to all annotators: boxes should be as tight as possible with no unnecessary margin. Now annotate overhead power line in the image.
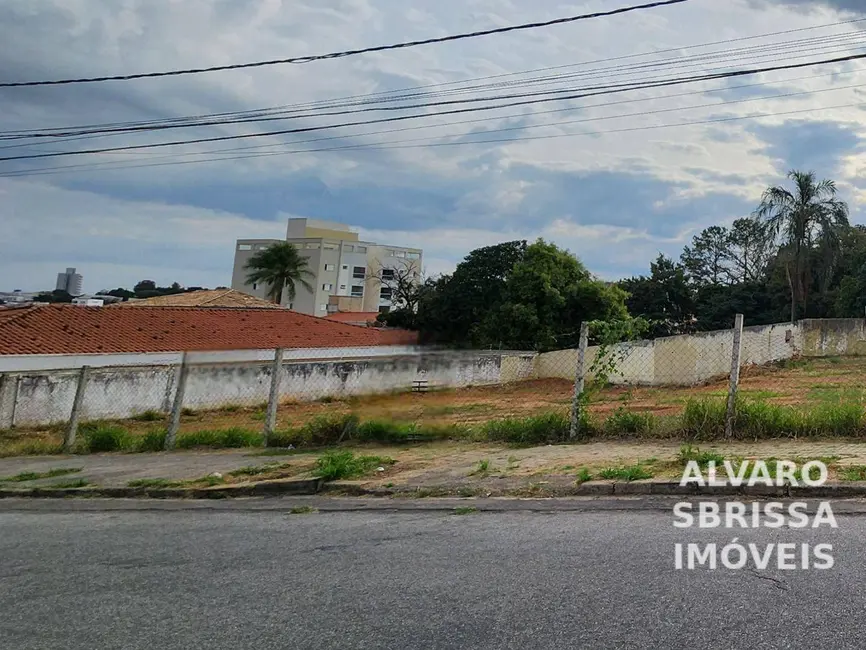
[3,50,866,163]
[3,16,863,142]
[0,0,689,87]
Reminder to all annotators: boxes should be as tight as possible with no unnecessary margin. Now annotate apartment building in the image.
[231,218,423,317]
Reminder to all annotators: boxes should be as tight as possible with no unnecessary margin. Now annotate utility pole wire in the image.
[2,49,866,163]
[0,0,690,88]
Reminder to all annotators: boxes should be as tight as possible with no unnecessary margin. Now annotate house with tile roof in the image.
[0,304,417,356]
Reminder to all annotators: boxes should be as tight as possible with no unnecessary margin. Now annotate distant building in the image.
[231,218,423,318]
[71,297,104,307]
[55,268,83,296]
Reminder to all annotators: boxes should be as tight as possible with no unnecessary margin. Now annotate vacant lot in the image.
[3,356,865,456]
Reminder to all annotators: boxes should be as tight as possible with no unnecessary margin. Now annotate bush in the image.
[481,412,570,446]
[313,450,394,481]
[81,422,131,452]
[679,399,727,439]
[176,427,262,449]
[269,414,359,447]
[678,444,725,468]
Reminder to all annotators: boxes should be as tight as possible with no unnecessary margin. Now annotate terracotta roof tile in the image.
[0,305,418,355]
[324,311,381,324]
[116,289,281,309]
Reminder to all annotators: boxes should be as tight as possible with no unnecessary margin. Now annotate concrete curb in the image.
[324,480,866,499]
[3,478,866,500]
[0,477,324,499]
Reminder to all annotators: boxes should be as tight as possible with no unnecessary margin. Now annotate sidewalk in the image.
[2,440,866,495]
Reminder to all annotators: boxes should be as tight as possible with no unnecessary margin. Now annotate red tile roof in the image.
[0,304,418,355]
[324,311,382,324]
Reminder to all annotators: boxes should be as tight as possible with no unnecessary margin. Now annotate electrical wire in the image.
[0,0,689,87]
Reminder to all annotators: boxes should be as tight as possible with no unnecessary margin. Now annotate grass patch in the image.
[470,459,492,476]
[81,422,131,452]
[228,462,290,477]
[480,411,571,446]
[51,478,89,488]
[453,506,478,515]
[289,505,318,514]
[131,410,162,422]
[132,429,167,452]
[840,465,866,481]
[576,468,592,484]
[247,448,307,457]
[598,464,654,481]
[678,444,726,468]
[0,467,80,482]
[127,478,182,488]
[181,407,197,417]
[603,407,656,436]
[423,403,495,417]
[175,427,262,449]
[313,450,395,481]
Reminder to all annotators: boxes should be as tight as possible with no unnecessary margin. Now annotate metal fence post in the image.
[725,314,745,438]
[165,353,190,450]
[64,365,90,452]
[263,348,284,444]
[569,322,590,440]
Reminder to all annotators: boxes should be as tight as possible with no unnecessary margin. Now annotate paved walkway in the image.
[1,440,865,488]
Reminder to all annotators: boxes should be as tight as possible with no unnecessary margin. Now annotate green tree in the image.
[681,225,730,286]
[619,254,694,337]
[727,217,776,284]
[244,242,314,304]
[755,170,849,322]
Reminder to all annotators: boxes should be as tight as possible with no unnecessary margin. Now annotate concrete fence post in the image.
[165,353,190,450]
[569,322,590,440]
[725,314,745,439]
[0,374,18,429]
[263,348,284,444]
[64,365,91,452]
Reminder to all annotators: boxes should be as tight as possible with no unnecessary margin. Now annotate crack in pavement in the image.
[749,568,789,591]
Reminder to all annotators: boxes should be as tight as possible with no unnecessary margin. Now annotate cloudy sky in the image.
[2,0,866,293]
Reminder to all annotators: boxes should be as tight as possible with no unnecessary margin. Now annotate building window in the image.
[342,265,348,270]
[378,306,391,314]
[322,283,333,291]
[238,244,252,251]
[352,266,366,279]
[288,303,293,309]
[381,269,395,280]
[323,242,337,250]
[319,304,328,312]
[252,283,257,290]
[350,285,364,297]
[324,264,335,271]
[305,243,320,249]
[339,284,346,290]
[379,287,393,300]
[407,252,421,260]
[356,246,367,253]
[395,250,406,258]
[344,244,354,252]
[256,244,269,250]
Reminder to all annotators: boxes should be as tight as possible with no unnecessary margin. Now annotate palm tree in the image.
[244,242,314,305]
[754,170,849,322]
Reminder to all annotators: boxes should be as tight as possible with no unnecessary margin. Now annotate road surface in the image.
[1,498,863,649]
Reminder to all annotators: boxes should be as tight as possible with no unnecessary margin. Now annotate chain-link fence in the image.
[2,315,865,454]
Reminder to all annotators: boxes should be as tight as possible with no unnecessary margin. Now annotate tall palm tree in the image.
[244,242,314,305]
[754,170,849,322]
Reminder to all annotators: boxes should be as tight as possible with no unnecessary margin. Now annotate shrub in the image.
[679,399,727,439]
[604,407,656,436]
[81,422,131,453]
[598,465,653,481]
[678,444,725,468]
[175,427,262,449]
[313,450,394,481]
[481,412,571,445]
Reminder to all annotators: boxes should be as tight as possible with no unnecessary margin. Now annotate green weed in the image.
[228,462,289,477]
[175,427,262,449]
[840,465,866,481]
[678,444,726,468]
[576,468,592,484]
[289,505,318,514]
[313,450,394,481]
[127,478,181,488]
[603,407,655,436]
[598,465,654,481]
[131,410,163,422]
[453,506,478,515]
[81,422,131,452]
[51,478,89,488]
[0,467,82,483]
[132,429,167,452]
[481,412,571,445]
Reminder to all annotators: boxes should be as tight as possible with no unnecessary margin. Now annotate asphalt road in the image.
[1,499,864,649]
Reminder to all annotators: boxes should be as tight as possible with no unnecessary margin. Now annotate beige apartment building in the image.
[231,218,423,317]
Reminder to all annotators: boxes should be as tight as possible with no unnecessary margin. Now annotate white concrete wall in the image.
[2,350,536,427]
